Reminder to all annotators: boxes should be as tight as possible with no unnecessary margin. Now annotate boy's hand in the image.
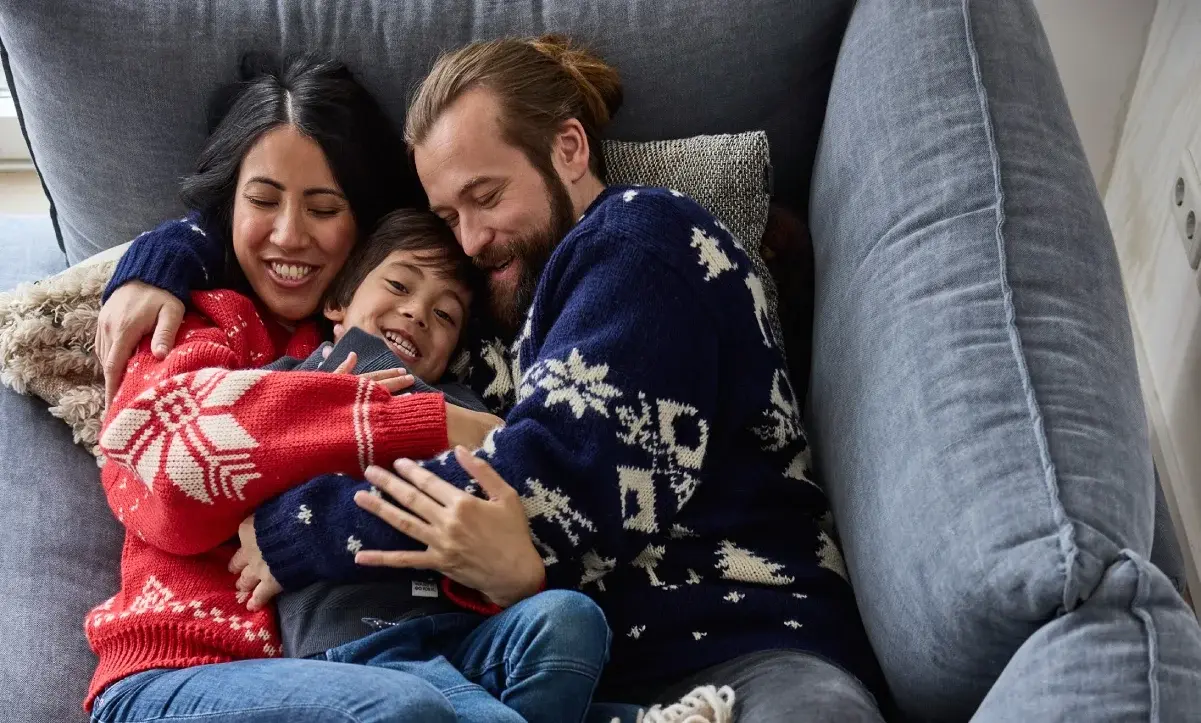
[229,516,282,612]
[325,350,417,394]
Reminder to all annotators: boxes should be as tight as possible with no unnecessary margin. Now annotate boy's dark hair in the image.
[181,53,423,272]
[325,209,481,311]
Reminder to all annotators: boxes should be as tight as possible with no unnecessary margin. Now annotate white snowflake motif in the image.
[631,543,668,587]
[580,549,617,591]
[686,569,702,585]
[785,446,816,486]
[745,271,773,347]
[623,190,639,202]
[479,337,514,403]
[128,576,174,614]
[692,631,707,641]
[816,530,849,581]
[518,349,622,419]
[478,426,502,458]
[628,625,646,639]
[724,591,745,603]
[296,505,313,525]
[690,226,737,281]
[792,593,809,600]
[670,523,698,539]
[669,189,684,198]
[784,620,803,630]
[510,314,534,392]
[100,369,268,504]
[753,369,804,453]
[519,479,595,548]
[715,539,795,586]
[346,536,363,555]
[615,393,710,530]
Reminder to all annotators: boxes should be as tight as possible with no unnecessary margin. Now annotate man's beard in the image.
[481,174,576,336]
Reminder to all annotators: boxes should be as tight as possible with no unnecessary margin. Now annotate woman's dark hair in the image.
[180,53,422,258]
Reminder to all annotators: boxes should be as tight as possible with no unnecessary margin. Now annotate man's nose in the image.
[458,213,493,258]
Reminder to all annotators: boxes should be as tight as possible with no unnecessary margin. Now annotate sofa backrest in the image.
[0,0,851,263]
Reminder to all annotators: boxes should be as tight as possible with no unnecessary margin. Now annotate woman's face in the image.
[231,125,357,322]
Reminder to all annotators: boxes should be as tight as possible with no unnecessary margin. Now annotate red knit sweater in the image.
[84,290,449,710]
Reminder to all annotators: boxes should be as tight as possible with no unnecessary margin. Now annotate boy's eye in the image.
[434,309,457,326]
[388,280,408,294]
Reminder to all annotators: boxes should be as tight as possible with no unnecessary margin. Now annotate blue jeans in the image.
[92,589,610,723]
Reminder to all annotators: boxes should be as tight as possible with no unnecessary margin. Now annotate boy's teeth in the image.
[385,331,419,358]
[271,262,314,280]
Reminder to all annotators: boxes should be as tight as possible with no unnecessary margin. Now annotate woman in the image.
[88,54,562,723]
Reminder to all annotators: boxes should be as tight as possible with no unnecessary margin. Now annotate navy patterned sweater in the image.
[106,187,881,695]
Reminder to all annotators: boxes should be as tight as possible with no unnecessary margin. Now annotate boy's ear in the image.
[323,298,346,324]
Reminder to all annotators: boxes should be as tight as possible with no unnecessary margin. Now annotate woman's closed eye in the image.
[246,196,277,209]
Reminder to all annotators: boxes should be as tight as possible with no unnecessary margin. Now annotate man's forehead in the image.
[415,89,520,199]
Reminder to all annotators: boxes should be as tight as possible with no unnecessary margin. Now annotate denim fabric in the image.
[808,0,1201,720]
[323,590,610,723]
[590,649,885,723]
[90,661,456,723]
[90,590,608,723]
[0,0,851,262]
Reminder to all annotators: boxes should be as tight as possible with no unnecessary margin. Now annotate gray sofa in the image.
[2,1,1199,721]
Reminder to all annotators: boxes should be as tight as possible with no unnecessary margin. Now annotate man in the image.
[247,36,885,721]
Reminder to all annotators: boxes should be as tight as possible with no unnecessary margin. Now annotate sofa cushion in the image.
[0,0,852,263]
[0,213,66,291]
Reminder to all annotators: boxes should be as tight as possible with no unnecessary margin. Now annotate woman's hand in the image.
[96,281,185,406]
[229,515,283,612]
[446,404,505,449]
[355,448,545,608]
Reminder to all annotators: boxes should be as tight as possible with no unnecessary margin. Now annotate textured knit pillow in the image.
[603,131,782,346]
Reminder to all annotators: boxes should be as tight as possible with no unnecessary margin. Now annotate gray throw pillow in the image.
[604,131,782,347]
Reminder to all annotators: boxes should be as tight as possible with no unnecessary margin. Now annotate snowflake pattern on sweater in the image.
[248,186,881,693]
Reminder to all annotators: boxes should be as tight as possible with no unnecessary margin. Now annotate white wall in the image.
[1033,0,1157,192]
[1105,0,1201,596]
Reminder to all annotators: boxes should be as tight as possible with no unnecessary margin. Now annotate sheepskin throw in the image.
[0,261,114,458]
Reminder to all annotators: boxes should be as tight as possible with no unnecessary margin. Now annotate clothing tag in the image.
[412,580,439,598]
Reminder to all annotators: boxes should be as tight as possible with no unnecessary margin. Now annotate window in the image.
[0,74,32,167]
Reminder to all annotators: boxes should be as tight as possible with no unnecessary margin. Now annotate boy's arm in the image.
[253,234,735,591]
[103,214,226,304]
[99,323,448,557]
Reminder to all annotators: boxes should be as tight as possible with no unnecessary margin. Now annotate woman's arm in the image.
[96,215,225,404]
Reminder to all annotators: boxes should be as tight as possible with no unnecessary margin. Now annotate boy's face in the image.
[325,250,472,381]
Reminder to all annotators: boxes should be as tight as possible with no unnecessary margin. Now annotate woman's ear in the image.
[324,299,346,324]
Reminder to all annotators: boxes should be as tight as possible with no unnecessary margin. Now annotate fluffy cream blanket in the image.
[0,261,114,459]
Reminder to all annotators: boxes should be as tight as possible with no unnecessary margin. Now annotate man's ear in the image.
[552,118,591,184]
[323,298,346,324]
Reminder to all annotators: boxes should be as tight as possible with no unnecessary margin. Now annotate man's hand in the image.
[354,448,546,608]
[229,516,283,612]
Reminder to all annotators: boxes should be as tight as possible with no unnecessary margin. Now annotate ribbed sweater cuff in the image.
[368,391,449,464]
[256,501,322,591]
[103,236,199,304]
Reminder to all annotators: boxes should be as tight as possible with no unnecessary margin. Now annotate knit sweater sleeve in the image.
[97,305,448,557]
[253,224,723,591]
[102,214,225,304]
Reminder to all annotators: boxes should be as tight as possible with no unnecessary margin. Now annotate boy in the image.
[230,209,614,723]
